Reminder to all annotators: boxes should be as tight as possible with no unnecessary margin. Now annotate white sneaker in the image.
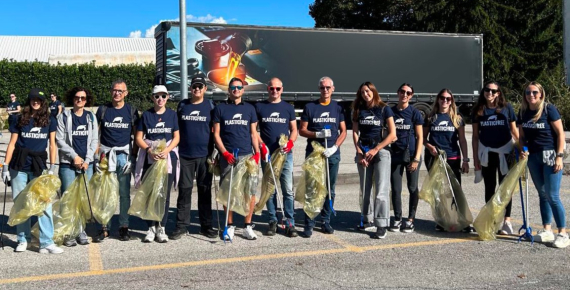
[499,220,513,235]
[39,244,64,254]
[224,225,236,241]
[243,224,258,240]
[15,241,28,252]
[155,226,169,243]
[143,226,156,243]
[553,233,570,248]
[534,229,555,243]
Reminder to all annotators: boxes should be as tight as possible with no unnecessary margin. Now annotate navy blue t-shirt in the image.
[357,105,393,144]
[71,112,89,159]
[9,116,57,170]
[425,113,464,158]
[301,100,345,155]
[517,104,561,154]
[177,99,214,158]
[96,104,139,147]
[255,100,296,152]
[391,105,424,155]
[213,102,257,155]
[50,100,61,117]
[7,101,20,121]
[472,104,516,148]
[137,108,179,142]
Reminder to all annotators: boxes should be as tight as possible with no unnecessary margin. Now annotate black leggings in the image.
[482,152,512,217]
[390,160,421,221]
[424,151,462,184]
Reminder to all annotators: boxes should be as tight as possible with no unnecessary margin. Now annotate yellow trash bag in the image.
[419,150,473,232]
[88,155,119,225]
[216,154,258,217]
[473,157,528,240]
[295,142,327,220]
[8,171,61,226]
[254,134,289,215]
[128,139,168,222]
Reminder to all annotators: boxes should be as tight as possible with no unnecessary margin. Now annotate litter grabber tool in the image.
[323,125,336,216]
[267,154,289,230]
[516,147,533,245]
[222,148,238,243]
[1,170,7,250]
[438,152,458,211]
[213,174,221,237]
[358,143,370,229]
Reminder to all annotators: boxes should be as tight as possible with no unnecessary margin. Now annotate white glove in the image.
[323,145,338,158]
[48,163,56,175]
[94,159,102,173]
[315,128,331,138]
[2,164,10,184]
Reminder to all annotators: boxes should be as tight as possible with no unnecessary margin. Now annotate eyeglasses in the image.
[192,84,204,90]
[112,89,126,94]
[153,94,168,99]
[229,85,243,91]
[74,96,86,101]
[319,86,332,91]
[398,89,413,96]
[483,88,499,94]
[268,87,282,92]
[439,96,452,102]
[525,90,540,96]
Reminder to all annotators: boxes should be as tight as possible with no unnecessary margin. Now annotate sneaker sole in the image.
[402,229,414,233]
[388,228,400,232]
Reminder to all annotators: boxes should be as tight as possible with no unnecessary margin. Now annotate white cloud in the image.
[129,14,229,38]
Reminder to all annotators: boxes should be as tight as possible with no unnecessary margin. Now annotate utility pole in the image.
[180,0,188,99]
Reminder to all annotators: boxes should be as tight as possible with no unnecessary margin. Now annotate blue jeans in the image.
[527,153,566,228]
[358,149,391,228]
[304,154,340,228]
[10,170,55,248]
[263,152,295,226]
[58,164,94,193]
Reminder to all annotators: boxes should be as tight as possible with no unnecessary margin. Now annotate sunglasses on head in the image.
[483,87,499,94]
[74,96,86,101]
[398,89,413,96]
[439,96,452,102]
[268,86,282,92]
[319,86,332,91]
[192,84,204,90]
[154,94,167,99]
[229,85,243,91]
[525,90,540,96]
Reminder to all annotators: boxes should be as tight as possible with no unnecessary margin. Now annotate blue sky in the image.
[0,0,316,37]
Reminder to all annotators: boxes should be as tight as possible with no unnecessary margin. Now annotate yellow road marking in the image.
[88,242,103,271]
[322,234,364,252]
[0,238,468,285]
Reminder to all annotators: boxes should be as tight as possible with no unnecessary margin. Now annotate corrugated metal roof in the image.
[0,36,155,62]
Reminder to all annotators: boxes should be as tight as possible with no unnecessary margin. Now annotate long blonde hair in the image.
[428,88,462,128]
[520,81,546,123]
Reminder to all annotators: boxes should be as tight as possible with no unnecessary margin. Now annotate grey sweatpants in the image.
[357,148,391,228]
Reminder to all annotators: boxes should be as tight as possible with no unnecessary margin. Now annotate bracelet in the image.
[413,158,420,163]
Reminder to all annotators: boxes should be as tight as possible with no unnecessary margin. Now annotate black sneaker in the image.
[169,228,187,240]
[389,219,402,232]
[402,221,415,233]
[374,227,387,239]
[266,221,277,236]
[357,222,374,231]
[93,229,109,243]
[462,226,476,233]
[118,227,131,241]
[199,227,218,239]
[285,226,298,238]
[321,223,334,234]
[435,224,445,232]
[301,227,313,238]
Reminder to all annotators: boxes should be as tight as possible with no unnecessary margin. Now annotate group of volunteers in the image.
[1,75,568,254]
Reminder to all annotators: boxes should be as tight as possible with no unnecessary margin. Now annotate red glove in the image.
[222,151,236,165]
[282,140,294,153]
[260,143,269,162]
[252,152,260,165]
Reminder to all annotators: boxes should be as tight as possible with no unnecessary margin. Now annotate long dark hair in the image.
[18,97,50,128]
[351,81,386,122]
[65,86,94,107]
[472,81,506,117]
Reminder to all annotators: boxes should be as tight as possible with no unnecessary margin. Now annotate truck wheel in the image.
[412,102,432,120]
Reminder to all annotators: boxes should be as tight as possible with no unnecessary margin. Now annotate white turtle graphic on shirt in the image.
[395,118,405,124]
[155,122,165,128]
[488,115,498,121]
[232,113,242,120]
[320,112,330,118]
[112,117,123,123]
[76,125,87,131]
[189,110,200,116]
[30,127,42,133]
[269,112,280,118]
[364,116,375,121]
[438,121,449,126]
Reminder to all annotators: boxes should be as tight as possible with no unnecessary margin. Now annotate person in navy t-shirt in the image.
[213,77,260,241]
[255,77,298,237]
[389,83,424,234]
[517,81,568,248]
[93,80,140,243]
[299,76,348,237]
[135,85,180,243]
[351,81,396,239]
[2,88,63,254]
[171,77,217,240]
[471,81,518,235]
[6,93,21,128]
[49,93,62,118]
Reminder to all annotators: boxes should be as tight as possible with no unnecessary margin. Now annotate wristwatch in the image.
[463,158,470,162]
[413,158,420,163]
[556,153,564,158]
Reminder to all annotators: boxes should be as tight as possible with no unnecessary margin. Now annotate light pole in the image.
[180,0,188,99]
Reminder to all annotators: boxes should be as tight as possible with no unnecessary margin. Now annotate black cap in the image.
[28,88,46,100]
[191,77,207,86]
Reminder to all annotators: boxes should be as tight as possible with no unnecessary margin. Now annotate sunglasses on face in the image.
[229,85,243,91]
[192,84,204,90]
[439,96,452,102]
[319,86,332,91]
[268,87,282,92]
[525,90,540,96]
[153,94,167,99]
[483,87,499,94]
[74,96,86,101]
[398,89,413,96]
